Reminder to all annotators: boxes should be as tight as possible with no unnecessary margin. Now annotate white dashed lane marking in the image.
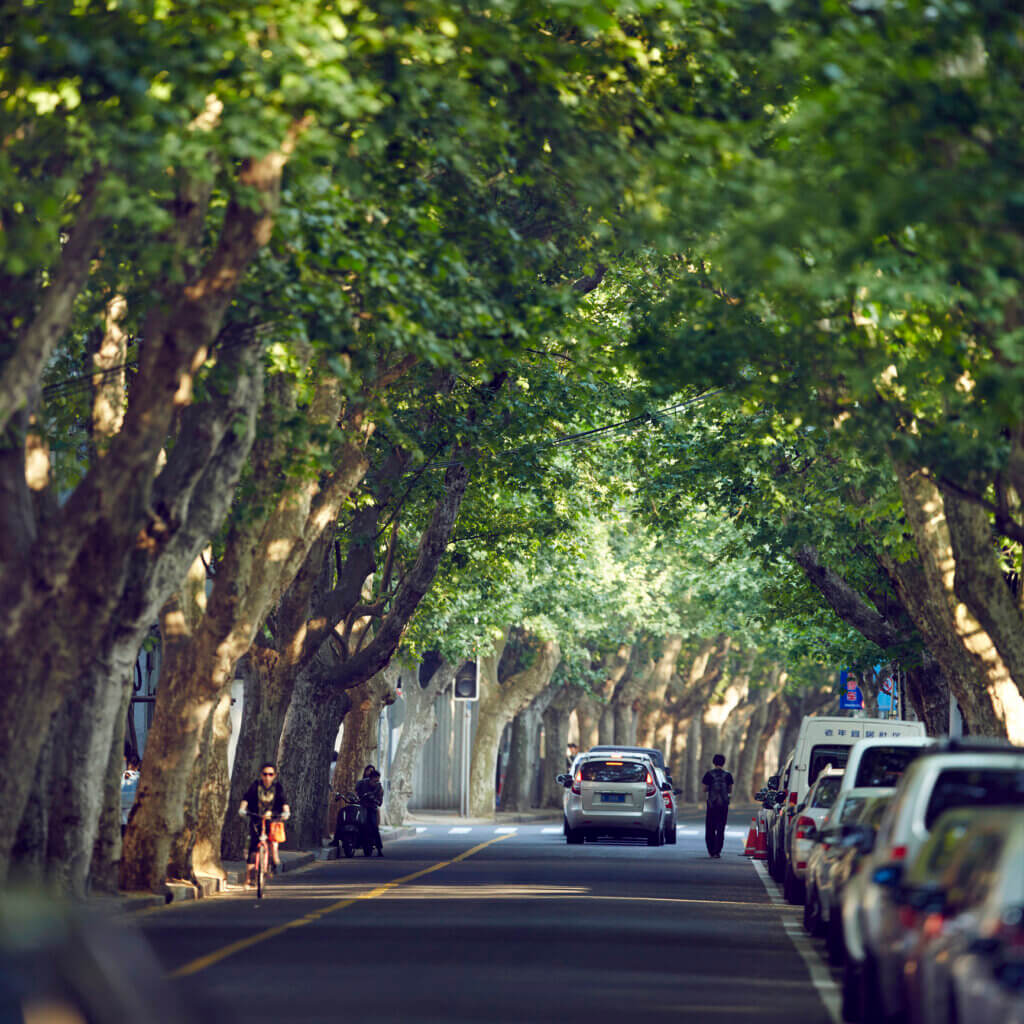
[448,827,472,834]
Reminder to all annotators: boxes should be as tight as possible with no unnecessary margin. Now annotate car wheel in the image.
[841,958,862,1023]
[859,955,883,1024]
[803,884,822,936]
[666,825,677,845]
[825,911,846,965]
[783,862,804,905]
[770,842,786,883]
[566,827,584,845]
[562,816,570,836]
[646,827,663,847]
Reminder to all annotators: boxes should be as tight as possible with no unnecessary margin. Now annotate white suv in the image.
[558,752,667,846]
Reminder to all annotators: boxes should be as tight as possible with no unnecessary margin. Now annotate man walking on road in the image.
[702,753,734,858]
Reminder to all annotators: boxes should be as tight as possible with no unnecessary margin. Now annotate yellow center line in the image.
[169,833,514,978]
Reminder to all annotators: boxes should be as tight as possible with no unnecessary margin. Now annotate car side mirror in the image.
[556,773,569,786]
[871,863,903,889]
[796,802,806,814]
[660,782,671,792]
[767,775,780,789]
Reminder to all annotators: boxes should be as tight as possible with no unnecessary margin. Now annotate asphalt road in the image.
[133,809,837,1024]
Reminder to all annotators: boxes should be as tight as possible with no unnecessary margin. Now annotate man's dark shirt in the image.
[701,768,734,803]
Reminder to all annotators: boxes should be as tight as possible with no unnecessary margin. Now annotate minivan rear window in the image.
[581,761,647,783]
[810,775,843,808]
[808,745,851,786]
[925,768,1024,829]
[854,746,924,788]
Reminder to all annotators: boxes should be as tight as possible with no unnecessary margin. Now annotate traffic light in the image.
[453,659,478,701]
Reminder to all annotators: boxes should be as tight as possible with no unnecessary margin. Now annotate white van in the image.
[785,716,927,811]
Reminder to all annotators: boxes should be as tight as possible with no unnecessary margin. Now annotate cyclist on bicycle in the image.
[237,762,290,885]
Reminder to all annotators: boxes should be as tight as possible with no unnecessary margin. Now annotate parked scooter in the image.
[333,792,373,858]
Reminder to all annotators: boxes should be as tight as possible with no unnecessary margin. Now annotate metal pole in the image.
[459,702,471,817]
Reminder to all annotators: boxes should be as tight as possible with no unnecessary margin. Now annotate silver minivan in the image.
[558,752,667,846]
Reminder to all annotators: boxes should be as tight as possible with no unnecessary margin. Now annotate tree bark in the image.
[468,633,561,819]
[904,655,950,736]
[90,677,133,893]
[502,685,555,811]
[335,667,398,801]
[637,635,685,749]
[539,681,586,809]
[279,660,354,850]
[384,658,455,827]
[889,460,1024,740]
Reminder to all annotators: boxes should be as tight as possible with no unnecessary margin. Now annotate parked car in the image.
[837,735,936,797]
[802,786,876,937]
[557,751,668,846]
[767,755,793,882]
[842,740,1024,1024]
[895,806,1007,1024]
[783,766,844,904]
[655,764,680,844]
[820,793,894,976]
[905,807,1024,1024]
[772,716,925,883]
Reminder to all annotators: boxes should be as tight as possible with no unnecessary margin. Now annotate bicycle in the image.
[246,812,287,898]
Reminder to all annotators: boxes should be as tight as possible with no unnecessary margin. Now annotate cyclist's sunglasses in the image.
[261,770,276,777]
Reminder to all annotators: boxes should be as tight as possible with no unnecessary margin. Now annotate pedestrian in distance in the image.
[238,762,290,885]
[356,765,384,856]
[565,742,578,771]
[702,753,734,858]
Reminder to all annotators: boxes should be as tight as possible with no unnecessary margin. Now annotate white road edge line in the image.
[752,859,841,1024]
[541,827,562,834]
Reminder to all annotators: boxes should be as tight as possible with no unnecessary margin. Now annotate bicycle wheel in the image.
[256,843,268,898]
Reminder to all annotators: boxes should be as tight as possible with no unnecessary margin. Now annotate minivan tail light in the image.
[795,815,815,840]
[788,792,798,806]
[572,770,582,795]
[646,772,656,797]
[890,845,908,861]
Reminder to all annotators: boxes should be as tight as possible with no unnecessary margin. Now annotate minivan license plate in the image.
[601,793,626,803]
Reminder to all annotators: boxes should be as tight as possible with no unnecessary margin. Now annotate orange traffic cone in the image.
[753,822,768,860]
[743,816,759,856]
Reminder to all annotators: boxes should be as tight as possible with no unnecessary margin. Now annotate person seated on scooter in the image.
[238,762,290,884]
[356,765,384,856]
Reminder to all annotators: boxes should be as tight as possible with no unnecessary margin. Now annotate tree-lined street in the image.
[138,811,833,1024]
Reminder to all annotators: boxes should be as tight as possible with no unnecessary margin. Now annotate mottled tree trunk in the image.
[575,695,601,751]
[280,666,353,850]
[43,655,134,897]
[336,668,397,798]
[178,687,233,887]
[890,461,1024,740]
[540,682,585,809]
[10,720,56,885]
[637,635,684,749]
[90,677,134,893]
[468,633,561,818]
[503,688,552,812]
[384,659,454,827]
[683,718,703,804]
[904,656,950,736]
